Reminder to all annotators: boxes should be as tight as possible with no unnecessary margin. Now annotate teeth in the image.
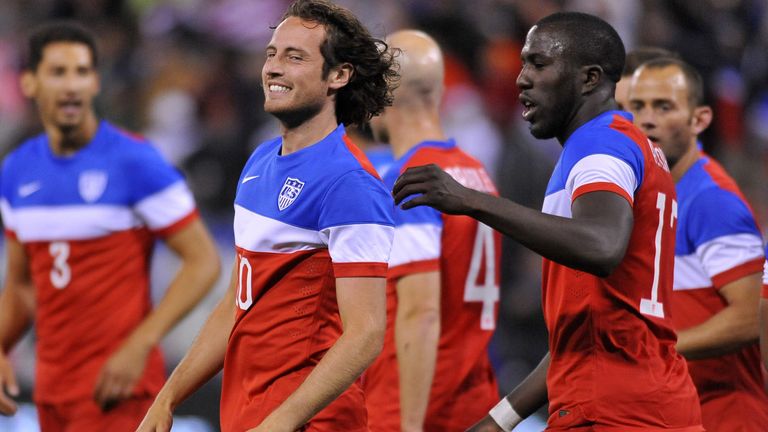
[269,85,290,93]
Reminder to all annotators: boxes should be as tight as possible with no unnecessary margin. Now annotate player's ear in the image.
[691,105,712,135]
[20,71,37,98]
[580,64,603,94]
[328,62,353,91]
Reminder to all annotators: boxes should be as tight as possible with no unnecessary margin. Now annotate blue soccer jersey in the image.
[541,111,702,430]
[668,152,768,430]
[220,124,394,432]
[0,120,197,404]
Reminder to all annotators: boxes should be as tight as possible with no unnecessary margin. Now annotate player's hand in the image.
[134,399,173,432]
[466,415,505,432]
[392,164,473,215]
[0,352,19,416]
[93,338,151,411]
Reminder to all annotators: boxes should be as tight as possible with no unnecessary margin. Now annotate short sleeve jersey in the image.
[364,140,500,431]
[669,153,768,425]
[220,125,394,431]
[0,121,197,404]
[541,111,702,431]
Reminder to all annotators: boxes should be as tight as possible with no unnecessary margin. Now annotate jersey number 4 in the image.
[49,241,71,289]
[640,192,677,318]
[464,223,499,330]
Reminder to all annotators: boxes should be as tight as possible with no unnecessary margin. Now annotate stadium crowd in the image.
[1,0,768,430]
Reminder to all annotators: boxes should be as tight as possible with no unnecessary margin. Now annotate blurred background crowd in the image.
[1,0,768,430]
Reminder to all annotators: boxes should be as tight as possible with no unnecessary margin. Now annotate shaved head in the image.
[386,30,445,108]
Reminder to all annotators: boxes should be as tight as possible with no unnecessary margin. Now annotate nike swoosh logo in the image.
[241,175,260,184]
[18,182,41,198]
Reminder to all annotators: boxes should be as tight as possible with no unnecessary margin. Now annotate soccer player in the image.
[392,12,704,431]
[628,57,768,430]
[362,30,500,432]
[136,1,398,431]
[0,22,220,431]
[614,47,678,110]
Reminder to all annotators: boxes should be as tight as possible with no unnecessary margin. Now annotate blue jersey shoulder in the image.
[676,158,760,254]
[547,112,644,196]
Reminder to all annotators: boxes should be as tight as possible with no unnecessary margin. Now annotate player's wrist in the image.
[488,397,522,432]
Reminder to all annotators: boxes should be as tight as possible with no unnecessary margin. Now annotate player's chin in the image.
[528,121,555,140]
[54,117,83,131]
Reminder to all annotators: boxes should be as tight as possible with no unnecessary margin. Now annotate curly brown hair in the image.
[281,0,399,126]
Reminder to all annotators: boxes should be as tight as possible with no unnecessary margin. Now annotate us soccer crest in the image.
[78,170,108,203]
[278,177,305,211]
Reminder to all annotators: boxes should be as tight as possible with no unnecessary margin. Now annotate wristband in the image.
[488,397,522,432]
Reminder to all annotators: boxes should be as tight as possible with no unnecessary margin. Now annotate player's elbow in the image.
[346,314,386,364]
[400,303,440,327]
[585,242,626,277]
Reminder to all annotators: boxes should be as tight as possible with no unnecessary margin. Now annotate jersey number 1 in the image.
[464,223,499,330]
[640,192,677,318]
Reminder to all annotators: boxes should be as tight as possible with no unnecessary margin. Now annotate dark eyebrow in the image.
[265,45,310,56]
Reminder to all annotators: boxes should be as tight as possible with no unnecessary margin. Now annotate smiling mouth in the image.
[268,84,291,93]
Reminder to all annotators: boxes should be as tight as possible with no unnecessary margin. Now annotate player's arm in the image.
[467,352,550,432]
[676,273,762,359]
[396,271,441,432]
[250,276,386,432]
[94,219,221,409]
[136,263,237,432]
[0,237,34,416]
[393,165,633,277]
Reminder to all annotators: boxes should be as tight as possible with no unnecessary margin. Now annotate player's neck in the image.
[670,141,700,183]
[389,109,446,158]
[279,106,338,155]
[559,92,617,144]
[45,112,99,156]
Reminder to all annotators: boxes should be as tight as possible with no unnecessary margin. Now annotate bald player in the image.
[615,47,678,110]
[363,30,501,432]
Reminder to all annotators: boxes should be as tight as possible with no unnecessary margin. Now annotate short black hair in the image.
[281,0,398,126]
[639,57,705,107]
[536,12,625,83]
[26,21,98,71]
[623,47,679,76]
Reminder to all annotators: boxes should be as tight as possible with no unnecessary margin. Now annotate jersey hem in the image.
[572,182,633,206]
[712,258,764,289]
[333,261,388,278]
[388,259,440,279]
[152,209,198,238]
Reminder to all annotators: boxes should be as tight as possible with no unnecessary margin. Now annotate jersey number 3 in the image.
[49,241,71,289]
[464,223,499,330]
[640,192,677,318]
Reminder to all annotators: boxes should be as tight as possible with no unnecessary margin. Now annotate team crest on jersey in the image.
[78,170,108,203]
[278,177,305,211]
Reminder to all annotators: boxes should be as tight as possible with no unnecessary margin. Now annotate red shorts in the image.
[700,390,768,432]
[37,397,153,432]
[221,373,368,432]
[365,365,498,432]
